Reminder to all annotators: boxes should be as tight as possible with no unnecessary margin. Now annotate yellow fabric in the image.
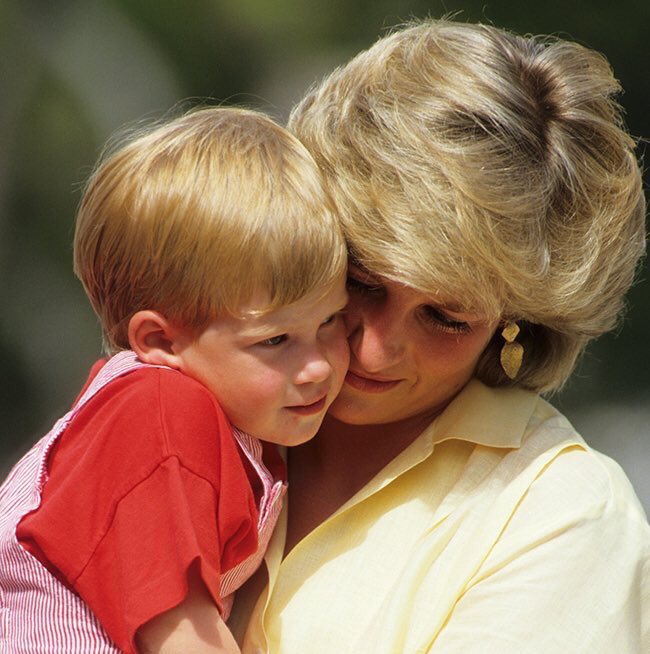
[233,380,650,653]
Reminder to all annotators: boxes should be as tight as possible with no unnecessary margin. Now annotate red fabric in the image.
[17,363,262,653]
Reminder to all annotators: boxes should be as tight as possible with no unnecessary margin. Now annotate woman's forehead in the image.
[349,262,496,320]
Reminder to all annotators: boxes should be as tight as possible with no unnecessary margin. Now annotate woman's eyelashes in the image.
[347,273,471,334]
[419,305,471,334]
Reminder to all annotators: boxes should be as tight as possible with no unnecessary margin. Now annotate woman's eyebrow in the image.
[348,260,375,277]
[347,251,367,269]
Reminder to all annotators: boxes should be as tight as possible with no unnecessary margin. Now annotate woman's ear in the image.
[127,310,187,369]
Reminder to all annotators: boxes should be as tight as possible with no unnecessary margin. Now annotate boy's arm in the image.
[136,563,240,654]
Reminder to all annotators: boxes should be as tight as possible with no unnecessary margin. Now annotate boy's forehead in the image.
[233,282,348,335]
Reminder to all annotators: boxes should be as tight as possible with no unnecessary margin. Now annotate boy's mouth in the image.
[285,395,328,416]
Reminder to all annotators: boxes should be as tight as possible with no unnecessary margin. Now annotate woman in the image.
[230,19,648,652]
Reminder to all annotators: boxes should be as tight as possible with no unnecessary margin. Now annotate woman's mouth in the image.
[344,370,401,393]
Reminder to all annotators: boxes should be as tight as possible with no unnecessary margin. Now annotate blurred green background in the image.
[1,0,648,507]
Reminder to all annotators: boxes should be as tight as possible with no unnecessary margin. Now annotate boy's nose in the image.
[294,351,333,385]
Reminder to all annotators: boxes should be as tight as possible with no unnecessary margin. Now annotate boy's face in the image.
[175,279,350,445]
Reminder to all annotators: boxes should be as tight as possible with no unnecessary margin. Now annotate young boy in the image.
[0,107,349,653]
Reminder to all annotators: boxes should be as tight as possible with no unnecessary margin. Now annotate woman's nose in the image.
[346,306,405,373]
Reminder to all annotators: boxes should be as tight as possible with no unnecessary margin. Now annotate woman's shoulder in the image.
[450,388,650,554]
[520,397,647,521]
[462,398,650,612]
[471,397,650,582]
[433,381,647,526]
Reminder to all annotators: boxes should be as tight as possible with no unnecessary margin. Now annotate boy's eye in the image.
[259,334,287,346]
[321,311,343,326]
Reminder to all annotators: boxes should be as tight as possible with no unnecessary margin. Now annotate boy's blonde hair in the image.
[74,107,346,353]
[289,19,646,393]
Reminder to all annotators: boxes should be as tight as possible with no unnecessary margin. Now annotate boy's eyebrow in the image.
[237,292,349,340]
[234,318,284,339]
[235,311,304,338]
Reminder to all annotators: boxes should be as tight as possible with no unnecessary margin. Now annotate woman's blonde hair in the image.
[289,18,646,393]
[74,106,346,353]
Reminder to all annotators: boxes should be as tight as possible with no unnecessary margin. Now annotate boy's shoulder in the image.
[74,363,234,464]
[93,363,225,417]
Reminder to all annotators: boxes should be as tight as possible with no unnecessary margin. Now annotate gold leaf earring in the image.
[500,321,524,380]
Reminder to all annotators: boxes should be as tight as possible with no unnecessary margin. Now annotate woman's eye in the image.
[421,306,471,334]
[259,334,287,346]
[346,275,382,294]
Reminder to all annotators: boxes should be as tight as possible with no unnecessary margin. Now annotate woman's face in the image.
[327,263,499,431]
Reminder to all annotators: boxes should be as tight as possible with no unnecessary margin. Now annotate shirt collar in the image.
[330,379,539,517]
[425,378,539,450]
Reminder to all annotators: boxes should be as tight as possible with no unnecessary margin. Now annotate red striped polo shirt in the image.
[0,351,286,653]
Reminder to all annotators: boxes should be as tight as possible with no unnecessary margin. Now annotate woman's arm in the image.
[136,563,240,654]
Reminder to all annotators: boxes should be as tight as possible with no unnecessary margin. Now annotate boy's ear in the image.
[127,310,186,369]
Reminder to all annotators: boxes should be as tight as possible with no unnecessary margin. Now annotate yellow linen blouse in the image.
[231,380,649,653]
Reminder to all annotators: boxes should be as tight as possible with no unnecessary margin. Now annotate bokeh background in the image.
[1,0,648,508]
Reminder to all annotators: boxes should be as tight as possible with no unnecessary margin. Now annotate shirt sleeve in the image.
[74,456,225,653]
[428,448,650,653]
[16,367,260,654]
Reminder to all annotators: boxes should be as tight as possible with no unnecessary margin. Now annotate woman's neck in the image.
[284,413,434,554]
[307,415,426,478]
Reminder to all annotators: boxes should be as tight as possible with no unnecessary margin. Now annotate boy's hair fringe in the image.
[74,106,347,353]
